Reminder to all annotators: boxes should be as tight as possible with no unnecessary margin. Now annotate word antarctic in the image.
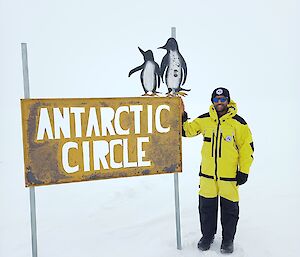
[36,104,171,173]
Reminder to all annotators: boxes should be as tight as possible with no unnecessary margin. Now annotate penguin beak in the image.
[138,47,145,54]
[158,45,166,49]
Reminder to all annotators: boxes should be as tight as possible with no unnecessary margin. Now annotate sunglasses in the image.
[213,97,228,103]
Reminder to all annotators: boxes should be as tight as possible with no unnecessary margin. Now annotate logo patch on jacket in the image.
[225,136,232,142]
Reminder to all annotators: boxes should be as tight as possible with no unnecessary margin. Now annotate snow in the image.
[1,0,300,257]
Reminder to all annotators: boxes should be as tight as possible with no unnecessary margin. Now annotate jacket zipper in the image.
[214,120,220,180]
[219,132,222,157]
[211,132,215,157]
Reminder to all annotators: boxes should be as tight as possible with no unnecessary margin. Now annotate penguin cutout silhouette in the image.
[128,47,161,96]
[158,38,190,96]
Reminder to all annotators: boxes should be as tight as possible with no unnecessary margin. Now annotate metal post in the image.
[171,27,182,250]
[21,43,38,257]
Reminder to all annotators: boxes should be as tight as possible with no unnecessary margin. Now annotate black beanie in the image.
[211,87,230,103]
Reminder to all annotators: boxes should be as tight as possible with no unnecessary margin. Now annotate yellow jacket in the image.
[183,100,254,201]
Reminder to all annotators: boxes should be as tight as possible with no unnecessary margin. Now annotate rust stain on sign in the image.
[20,97,182,187]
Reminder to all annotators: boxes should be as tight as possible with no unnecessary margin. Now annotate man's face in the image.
[213,95,228,113]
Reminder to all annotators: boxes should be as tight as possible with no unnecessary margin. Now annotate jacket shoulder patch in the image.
[198,112,210,119]
[232,114,247,125]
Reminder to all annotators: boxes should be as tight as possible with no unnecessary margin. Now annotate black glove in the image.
[236,171,248,186]
[182,111,188,122]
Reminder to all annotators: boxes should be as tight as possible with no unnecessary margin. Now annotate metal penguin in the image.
[158,37,190,97]
[128,47,161,96]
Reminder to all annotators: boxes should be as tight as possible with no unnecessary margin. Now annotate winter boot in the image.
[197,236,214,251]
[220,239,234,254]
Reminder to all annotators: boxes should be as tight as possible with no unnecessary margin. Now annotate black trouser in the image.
[199,196,239,242]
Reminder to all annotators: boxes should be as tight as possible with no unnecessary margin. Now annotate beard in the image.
[216,104,227,113]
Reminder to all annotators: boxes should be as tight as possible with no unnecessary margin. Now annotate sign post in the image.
[171,27,182,250]
[21,43,38,257]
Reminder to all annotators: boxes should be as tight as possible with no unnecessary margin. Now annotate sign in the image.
[21,97,182,186]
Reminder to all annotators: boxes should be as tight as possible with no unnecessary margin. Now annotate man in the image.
[181,87,254,254]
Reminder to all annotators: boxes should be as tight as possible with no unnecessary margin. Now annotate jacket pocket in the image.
[199,165,214,179]
[219,132,223,157]
[211,132,215,157]
[222,134,238,155]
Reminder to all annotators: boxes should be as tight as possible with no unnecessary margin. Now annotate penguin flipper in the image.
[179,69,184,88]
[157,73,160,89]
[179,54,187,85]
[160,55,168,83]
[155,63,161,88]
[165,66,170,88]
[128,64,144,77]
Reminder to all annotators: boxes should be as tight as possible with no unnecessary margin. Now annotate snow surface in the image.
[1,0,300,257]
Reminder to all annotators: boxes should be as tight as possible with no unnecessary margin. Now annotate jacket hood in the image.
[209,99,237,121]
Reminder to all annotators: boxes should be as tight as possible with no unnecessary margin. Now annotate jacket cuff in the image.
[239,169,250,175]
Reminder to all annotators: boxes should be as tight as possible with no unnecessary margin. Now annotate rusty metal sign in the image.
[21,97,182,187]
